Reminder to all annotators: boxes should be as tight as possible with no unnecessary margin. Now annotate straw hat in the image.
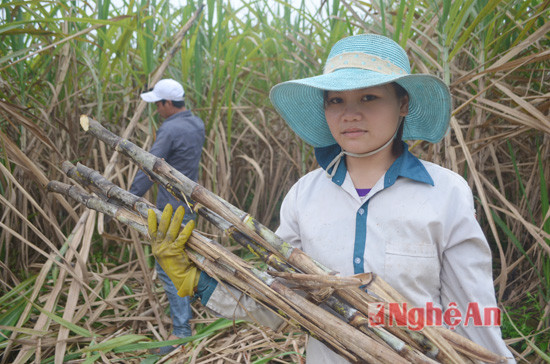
[269,34,451,148]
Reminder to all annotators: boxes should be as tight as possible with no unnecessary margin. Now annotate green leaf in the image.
[81,334,150,353]
[252,351,303,364]
[448,0,502,59]
[0,276,36,306]
[114,318,242,353]
[81,354,102,364]
[29,301,97,338]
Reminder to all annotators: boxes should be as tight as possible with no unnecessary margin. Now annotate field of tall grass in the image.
[1,0,549,362]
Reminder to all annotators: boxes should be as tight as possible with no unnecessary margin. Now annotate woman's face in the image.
[324,84,409,155]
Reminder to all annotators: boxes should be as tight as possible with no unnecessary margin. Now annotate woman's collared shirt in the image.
[275,149,513,363]
[200,149,514,363]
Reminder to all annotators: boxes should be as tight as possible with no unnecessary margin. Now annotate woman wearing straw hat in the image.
[149,34,514,363]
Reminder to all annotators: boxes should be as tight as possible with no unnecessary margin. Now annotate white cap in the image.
[140,79,185,102]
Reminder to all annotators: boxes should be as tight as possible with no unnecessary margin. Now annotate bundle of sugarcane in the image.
[46,115,507,364]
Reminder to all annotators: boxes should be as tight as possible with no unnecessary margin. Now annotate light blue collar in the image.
[314,142,434,187]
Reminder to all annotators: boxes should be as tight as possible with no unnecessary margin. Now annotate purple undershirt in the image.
[356,188,371,197]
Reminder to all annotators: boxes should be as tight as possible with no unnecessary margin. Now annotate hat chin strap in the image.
[326,118,402,179]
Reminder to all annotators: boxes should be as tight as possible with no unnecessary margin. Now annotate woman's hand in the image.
[148,204,200,297]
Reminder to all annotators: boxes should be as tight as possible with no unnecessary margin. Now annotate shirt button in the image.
[354,257,362,264]
[358,208,365,215]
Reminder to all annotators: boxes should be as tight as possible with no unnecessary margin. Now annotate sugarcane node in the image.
[135,196,155,209]
[354,272,374,287]
[224,224,237,237]
[46,180,64,194]
[61,160,76,174]
[348,312,369,328]
[308,287,335,304]
[266,254,293,272]
[193,202,205,213]
[158,169,194,210]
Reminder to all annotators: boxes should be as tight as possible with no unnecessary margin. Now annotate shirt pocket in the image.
[384,241,440,303]
[386,241,437,258]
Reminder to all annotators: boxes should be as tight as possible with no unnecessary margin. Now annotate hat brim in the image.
[141,91,162,103]
[269,68,451,148]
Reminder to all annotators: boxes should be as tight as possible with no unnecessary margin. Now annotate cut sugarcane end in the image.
[80,115,89,131]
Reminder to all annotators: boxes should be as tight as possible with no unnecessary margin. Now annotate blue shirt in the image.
[130,110,205,216]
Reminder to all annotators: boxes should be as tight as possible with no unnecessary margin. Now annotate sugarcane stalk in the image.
[324,295,442,364]
[213,213,501,362]
[198,190,482,364]
[63,160,439,363]
[242,210,473,363]
[366,274,503,364]
[188,233,410,364]
[203,238,436,364]
[48,180,417,364]
[46,181,148,234]
[66,160,297,275]
[172,227,413,364]
[63,161,156,214]
[78,116,448,360]
[195,258,362,363]
[82,115,294,260]
[241,210,505,364]
[45,181,359,360]
[78,116,506,364]
[194,208,440,364]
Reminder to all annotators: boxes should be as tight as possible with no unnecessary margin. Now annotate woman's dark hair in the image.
[391,82,408,157]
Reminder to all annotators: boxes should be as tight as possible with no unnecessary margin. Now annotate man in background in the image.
[130,78,205,354]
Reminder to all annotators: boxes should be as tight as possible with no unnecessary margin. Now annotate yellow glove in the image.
[148,204,200,297]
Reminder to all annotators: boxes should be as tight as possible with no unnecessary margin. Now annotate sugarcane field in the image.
[1,0,549,363]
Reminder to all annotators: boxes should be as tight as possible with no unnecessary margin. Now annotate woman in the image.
[149,34,514,363]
